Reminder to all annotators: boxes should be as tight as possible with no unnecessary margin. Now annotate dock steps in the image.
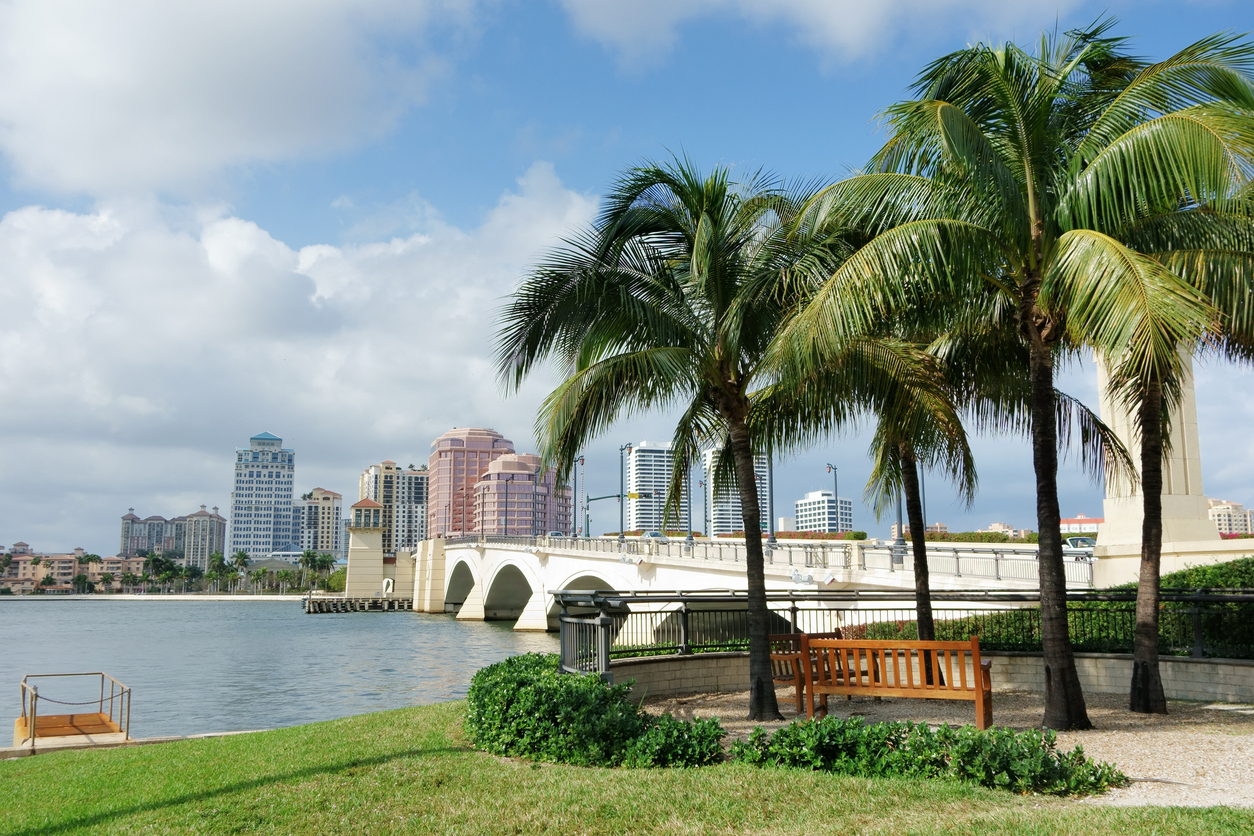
[304,597,413,614]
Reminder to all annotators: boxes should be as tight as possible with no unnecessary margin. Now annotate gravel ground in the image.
[641,688,1254,807]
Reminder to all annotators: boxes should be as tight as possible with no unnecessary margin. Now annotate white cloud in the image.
[559,0,1086,66]
[0,0,482,194]
[0,162,596,552]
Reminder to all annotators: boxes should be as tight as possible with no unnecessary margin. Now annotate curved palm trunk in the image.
[727,415,783,721]
[1131,377,1168,713]
[900,451,939,685]
[1029,340,1093,730]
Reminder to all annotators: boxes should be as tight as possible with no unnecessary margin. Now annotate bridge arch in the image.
[444,559,477,615]
[483,561,538,622]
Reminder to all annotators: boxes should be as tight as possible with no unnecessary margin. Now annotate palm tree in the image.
[231,551,251,593]
[779,23,1250,728]
[208,552,227,593]
[100,572,115,592]
[499,159,970,719]
[250,568,268,593]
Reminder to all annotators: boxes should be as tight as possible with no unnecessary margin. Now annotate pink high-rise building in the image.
[427,428,515,537]
[474,453,572,537]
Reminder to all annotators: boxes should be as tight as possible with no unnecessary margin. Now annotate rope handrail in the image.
[30,695,117,707]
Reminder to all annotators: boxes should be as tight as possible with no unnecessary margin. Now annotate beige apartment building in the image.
[428,428,516,537]
[1207,498,1252,535]
[183,506,227,571]
[1,542,153,593]
[300,488,343,557]
[359,463,427,552]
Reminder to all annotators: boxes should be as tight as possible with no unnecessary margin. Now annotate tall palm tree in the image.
[230,551,251,593]
[100,572,115,592]
[778,23,1249,728]
[499,158,972,719]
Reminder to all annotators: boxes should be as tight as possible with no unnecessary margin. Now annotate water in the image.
[0,598,557,738]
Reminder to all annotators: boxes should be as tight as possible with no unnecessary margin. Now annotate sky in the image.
[2,0,1253,554]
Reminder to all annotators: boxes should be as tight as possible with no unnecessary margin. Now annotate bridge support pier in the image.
[455,580,486,621]
[513,589,551,632]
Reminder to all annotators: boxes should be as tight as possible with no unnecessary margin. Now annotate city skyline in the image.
[1,4,1250,554]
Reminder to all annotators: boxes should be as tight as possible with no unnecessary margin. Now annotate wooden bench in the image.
[769,630,843,714]
[803,636,993,730]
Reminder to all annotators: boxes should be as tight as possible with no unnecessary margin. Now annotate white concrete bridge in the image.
[386,535,1095,631]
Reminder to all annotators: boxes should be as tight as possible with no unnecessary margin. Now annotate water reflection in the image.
[1,599,557,738]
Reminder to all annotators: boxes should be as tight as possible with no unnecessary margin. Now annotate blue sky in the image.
[1,0,1252,553]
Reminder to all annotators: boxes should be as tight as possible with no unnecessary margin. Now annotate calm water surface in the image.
[1,598,556,738]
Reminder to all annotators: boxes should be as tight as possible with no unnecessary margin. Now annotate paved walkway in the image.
[641,689,1254,807]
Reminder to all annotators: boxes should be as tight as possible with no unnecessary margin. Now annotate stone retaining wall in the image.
[610,652,749,699]
[985,651,1254,703]
[609,650,1254,703]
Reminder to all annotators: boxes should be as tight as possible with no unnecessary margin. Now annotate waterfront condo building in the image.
[1060,513,1103,534]
[182,506,227,571]
[474,453,572,536]
[428,428,515,537]
[626,441,688,532]
[794,490,855,534]
[228,432,297,559]
[359,462,428,552]
[1207,498,1251,535]
[299,488,344,558]
[702,449,770,536]
[119,511,186,556]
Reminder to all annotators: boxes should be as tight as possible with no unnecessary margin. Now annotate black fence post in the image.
[596,613,614,682]
[1192,607,1205,658]
[679,603,692,655]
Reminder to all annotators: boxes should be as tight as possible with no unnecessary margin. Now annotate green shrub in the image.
[464,653,725,768]
[325,568,346,593]
[730,716,1125,796]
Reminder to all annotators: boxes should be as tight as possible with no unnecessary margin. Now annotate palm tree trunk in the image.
[727,415,783,721]
[1029,339,1093,730]
[900,450,939,685]
[1131,376,1168,713]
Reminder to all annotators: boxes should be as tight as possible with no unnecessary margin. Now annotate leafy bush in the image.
[923,531,1040,543]
[464,653,724,768]
[730,716,1125,796]
[325,568,346,593]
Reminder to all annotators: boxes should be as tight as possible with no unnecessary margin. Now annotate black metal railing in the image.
[552,589,1254,678]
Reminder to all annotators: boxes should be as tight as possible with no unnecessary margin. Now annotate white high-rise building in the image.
[702,449,770,536]
[794,490,854,533]
[300,488,344,559]
[360,462,429,552]
[626,442,688,532]
[228,432,297,559]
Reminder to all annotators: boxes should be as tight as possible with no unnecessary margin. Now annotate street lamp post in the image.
[826,463,839,533]
[767,454,776,547]
[618,443,631,545]
[894,487,906,564]
[573,455,584,537]
[686,464,694,545]
[533,465,542,536]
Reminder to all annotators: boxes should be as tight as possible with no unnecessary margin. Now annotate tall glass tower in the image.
[228,432,297,558]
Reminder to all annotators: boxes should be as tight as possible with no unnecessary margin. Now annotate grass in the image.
[2,702,1252,835]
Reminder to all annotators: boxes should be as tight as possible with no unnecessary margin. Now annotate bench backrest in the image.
[803,636,984,696]
[769,630,843,678]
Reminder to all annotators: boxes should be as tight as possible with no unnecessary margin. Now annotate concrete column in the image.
[513,588,552,632]
[1096,354,1219,548]
[455,579,486,621]
[418,539,446,613]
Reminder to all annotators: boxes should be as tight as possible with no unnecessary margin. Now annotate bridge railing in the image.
[552,589,1254,680]
[452,535,1094,588]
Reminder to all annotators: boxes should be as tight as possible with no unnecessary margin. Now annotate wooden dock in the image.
[304,597,413,614]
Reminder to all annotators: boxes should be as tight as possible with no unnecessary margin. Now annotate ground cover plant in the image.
[731,716,1126,795]
[463,652,724,767]
[5,700,1251,835]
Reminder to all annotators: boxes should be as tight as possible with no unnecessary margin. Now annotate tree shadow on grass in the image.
[9,744,472,836]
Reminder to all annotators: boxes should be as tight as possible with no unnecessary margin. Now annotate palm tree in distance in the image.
[231,551,251,594]
[100,572,115,592]
[777,22,1250,728]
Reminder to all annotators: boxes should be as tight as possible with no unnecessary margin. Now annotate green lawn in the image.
[2,702,1251,835]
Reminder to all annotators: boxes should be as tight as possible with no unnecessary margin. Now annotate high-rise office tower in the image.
[626,441,688,532]
[794,490,854,533]
[702,449,770,536]
[228,432,297,558]
[359,462,429,552]
[300,488,344,557]
[428,428,515,537]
